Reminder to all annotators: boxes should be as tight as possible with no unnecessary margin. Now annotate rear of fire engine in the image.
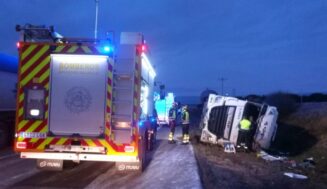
[14,24,156,172]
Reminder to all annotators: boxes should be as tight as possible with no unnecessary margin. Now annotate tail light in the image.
[124,145,135,153]
[16,142,27,149]
[24,86,46,120]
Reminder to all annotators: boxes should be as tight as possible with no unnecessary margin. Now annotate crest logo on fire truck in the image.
[65,87,92,114]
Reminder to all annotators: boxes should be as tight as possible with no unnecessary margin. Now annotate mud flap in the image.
[115,162,141,172]
[36,159,63,171]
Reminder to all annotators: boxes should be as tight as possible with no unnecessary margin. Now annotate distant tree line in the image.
[241,92,327,104]
[241,92,327,118]
[199,89,327,118]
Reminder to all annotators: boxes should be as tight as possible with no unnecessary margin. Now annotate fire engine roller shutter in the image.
[48,54,108,137]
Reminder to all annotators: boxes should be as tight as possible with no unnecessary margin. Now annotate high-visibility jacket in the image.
[240,119,251,131]
[182,110,189,124]
[168,108,176,120]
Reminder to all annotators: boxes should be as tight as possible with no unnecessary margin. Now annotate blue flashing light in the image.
[102,45,114,54]
[138,121,144,127]
[151,117,156,123]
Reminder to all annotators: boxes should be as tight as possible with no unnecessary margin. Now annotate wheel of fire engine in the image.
[148,132,154,151]
[0,122,9,149]
[137,136,147,173]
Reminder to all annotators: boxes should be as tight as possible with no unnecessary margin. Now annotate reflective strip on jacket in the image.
[182,111,190,124]
[169,108,176,120]
[240,119,251,130]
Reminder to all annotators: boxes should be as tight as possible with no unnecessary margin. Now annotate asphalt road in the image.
[0,126,202,189]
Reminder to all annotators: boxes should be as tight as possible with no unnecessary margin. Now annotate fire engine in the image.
[14,24,157,171]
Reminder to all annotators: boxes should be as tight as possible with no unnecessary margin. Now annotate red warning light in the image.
[141,45,147,52]
[16,42,21,49]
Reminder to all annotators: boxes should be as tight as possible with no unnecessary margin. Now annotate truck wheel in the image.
[148,130,156,151]
[0,123,9,149]
[138,136,147,173]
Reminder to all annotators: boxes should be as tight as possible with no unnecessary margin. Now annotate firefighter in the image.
[237,116,252,151]
[168,103,177,143]
[181,105,190,144]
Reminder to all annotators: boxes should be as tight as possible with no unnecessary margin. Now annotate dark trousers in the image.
[169,120,176,134]
[182,124,189,135]
[237,130,251,148]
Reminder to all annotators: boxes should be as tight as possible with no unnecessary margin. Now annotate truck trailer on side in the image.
[14,25,157,172]
[199,94,278,150]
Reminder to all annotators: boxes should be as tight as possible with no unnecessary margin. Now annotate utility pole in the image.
[94,0,99,39]
[218,77,227,95]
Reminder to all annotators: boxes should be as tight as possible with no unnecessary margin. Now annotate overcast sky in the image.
[1,0,327,96]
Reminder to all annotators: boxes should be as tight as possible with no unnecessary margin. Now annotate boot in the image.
[182,134,188,144]
[168,132,175,143]
[186,134,190,142]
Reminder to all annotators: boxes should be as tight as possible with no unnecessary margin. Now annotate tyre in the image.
[137,135,147,173]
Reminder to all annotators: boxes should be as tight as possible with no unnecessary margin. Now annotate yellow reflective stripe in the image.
[30,138,39,143]
[21,46,49,74]
[18,120,28,130]
[39,69,50,83]
[21,56,50,85]
[26,121,42,132]
[105,127,110,136]
[67,46,78,53]
[18,108,24,117]
[57,138,67,145]
[21,45,37,61]
[107,85,112,94]
[45,83,49,90]
[40,126,47,133]
[81,46,92,53]
[84,139,96,146]
[54,45,64,53]
[37,138,52,149]
[19,93,24,103]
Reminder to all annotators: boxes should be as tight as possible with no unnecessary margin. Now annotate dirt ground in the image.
[189,102,327,189]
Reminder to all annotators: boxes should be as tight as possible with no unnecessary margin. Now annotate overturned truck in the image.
[199,94,278,150]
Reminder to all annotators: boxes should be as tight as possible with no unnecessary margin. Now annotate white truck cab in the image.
[199,94,278,150]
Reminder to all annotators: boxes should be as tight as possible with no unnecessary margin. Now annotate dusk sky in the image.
[1,0,327,96]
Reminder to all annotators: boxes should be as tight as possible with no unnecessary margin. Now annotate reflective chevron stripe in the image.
[15,43,135,155]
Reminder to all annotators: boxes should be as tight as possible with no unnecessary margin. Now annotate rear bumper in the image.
[20,152,139,163]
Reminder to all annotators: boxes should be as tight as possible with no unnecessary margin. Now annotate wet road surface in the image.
[0,126,202,189]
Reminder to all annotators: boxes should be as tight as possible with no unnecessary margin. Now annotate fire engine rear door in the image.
[48,54,108,137]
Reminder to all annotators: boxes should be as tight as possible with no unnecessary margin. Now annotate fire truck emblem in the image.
[65,87,92,114]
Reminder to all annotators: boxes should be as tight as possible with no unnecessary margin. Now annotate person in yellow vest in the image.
[168,103,177,143]
[181,105,190,144]
[237,116,253,150]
